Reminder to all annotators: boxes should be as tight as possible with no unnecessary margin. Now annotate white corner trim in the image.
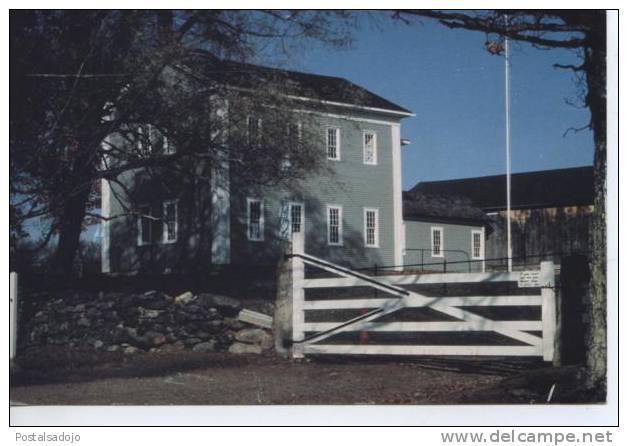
[391,123,404,269]
[211,97,231,264]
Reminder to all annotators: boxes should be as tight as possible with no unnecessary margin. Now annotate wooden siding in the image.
[485,205,592,268]
[404,220,484,272]
[230,112,399,269]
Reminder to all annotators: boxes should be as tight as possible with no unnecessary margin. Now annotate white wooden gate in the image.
[289,233,557,361]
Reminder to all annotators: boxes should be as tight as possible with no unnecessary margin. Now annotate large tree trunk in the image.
[52,182,92,276]
[583,15,607,396]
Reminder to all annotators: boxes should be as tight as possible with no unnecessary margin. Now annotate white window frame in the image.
[278,201,305,239]
[137,204,153,246]
[282,122,301,170]
[289,201,305,236]
[431,226,444,258]
[247,198,264,242]
[162,200,178,244]
[326,204,343,246]
[163,133,175,155]
[139,124,174,155]
[363,208,379,248]
[137,124,152,155]
[363,130,377,165]
[471,229,484,260]
[326,127,341,161]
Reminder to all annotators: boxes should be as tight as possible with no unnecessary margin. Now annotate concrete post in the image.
[290,231,305,358]
[540,261,557,362]
[273,241,293,357]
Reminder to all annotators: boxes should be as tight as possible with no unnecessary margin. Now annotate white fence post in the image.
[540,261,557,361]
[10,272,18,361]
[291,231,305,358]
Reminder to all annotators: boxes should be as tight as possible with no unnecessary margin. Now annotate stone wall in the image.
[22,290,274,355]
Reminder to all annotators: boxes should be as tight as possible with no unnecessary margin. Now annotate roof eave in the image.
[285,93,414,118]
[403,214,489,226]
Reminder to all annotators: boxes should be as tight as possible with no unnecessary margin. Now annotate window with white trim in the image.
[290,203,303,234]
[162,133,174,155]
[364,208,379,247]
[279,202,304,239]
[137,204,153,246]
[282,122,301,170]
[472,229,484,260]
[247,116,262,148]
[137,124,173,155]
[431,227,444,257]
[327,205,343,246]
[137,124,151,157]
[247,198,264,241]
[327,127,340,160]
[363,131,377,165]
[162,200,178,243]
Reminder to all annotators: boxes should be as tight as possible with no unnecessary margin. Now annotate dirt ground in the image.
[9,348,593,406]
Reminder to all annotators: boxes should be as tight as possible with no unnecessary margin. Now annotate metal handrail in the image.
[404,247,472,272]
[349,250,592,274]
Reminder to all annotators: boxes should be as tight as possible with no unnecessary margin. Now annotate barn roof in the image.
[181,50,413,116]
[409,166,594,212]
[403,191,490,226]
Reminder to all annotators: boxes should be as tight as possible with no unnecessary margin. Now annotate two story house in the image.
[101,54,414,273]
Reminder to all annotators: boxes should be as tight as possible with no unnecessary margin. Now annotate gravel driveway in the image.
[10,350,546,405]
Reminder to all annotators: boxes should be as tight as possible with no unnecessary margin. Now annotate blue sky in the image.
[267,14,594,190]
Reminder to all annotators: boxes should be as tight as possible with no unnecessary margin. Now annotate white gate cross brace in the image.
[297,255,542,348]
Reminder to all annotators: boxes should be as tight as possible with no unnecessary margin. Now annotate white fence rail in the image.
[288,233,557,361]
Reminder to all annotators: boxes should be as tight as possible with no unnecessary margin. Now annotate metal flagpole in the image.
[504,16,513,272]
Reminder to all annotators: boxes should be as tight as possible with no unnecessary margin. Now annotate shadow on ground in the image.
[10,346,602,405]
[11,345,547,387]
[11,346,255,387]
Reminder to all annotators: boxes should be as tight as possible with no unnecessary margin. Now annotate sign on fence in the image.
[518,270,541,288]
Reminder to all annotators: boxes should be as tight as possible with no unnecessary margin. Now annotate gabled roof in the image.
[403,191,490,226]
[182,50,413,116]
[409,166,594,212]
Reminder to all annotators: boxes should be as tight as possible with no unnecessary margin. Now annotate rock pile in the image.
[23,290,274,355]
